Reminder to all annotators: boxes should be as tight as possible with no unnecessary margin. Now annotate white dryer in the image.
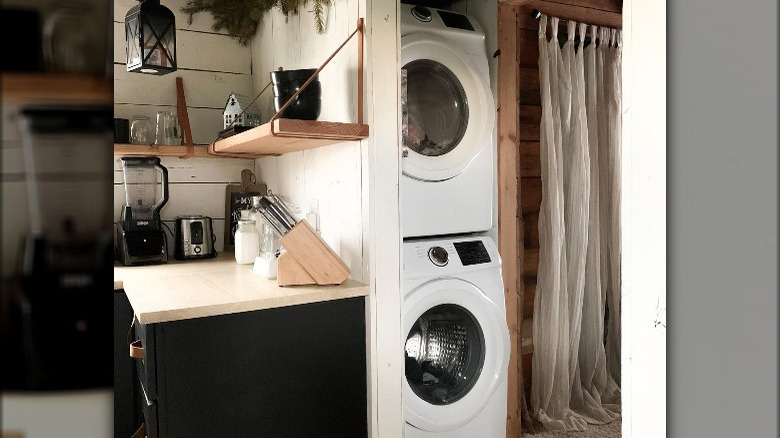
[401,4,496,238]
[403,235,510,438]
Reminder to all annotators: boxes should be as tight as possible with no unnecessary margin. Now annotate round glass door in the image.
[401,33,494,182]
[404,60,469,158]
[404,304,485,405]
[402,278,510,432]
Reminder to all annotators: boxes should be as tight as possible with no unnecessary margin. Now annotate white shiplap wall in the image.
[250,2,404,437]
[251,0,364,279]
[112,0,255,253]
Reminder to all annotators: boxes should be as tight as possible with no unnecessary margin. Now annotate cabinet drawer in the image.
[131,316,157,401]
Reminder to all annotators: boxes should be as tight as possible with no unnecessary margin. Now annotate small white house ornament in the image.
[223,92,261,129]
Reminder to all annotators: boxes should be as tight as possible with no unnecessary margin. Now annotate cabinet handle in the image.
[130,340,145,359]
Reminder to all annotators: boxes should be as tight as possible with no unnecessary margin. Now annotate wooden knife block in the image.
[277,220,350,286]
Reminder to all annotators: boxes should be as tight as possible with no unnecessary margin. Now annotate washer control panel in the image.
[404,236,500,278]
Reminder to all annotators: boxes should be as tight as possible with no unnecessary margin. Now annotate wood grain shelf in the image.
[114,143,225,159]
[1,73,111,103]
[209,118,370,158]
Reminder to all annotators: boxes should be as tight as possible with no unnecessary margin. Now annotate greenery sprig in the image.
[181,0,332,46]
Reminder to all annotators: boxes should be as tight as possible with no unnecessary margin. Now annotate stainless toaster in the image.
[174,215,217,260]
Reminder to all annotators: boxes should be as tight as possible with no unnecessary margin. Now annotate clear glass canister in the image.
[234,217,260,264]
[130,116,153,144]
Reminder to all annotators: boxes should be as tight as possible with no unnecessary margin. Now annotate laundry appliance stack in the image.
[400,4,511,438]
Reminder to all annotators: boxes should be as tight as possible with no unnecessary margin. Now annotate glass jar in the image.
[234,217,260,264]
[130,116,153,145]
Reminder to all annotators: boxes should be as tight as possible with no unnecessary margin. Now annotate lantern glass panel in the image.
[126,15,142,68]
[142,14,175,69]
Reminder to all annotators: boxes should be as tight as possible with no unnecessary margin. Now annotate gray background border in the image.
[669,0,778,436]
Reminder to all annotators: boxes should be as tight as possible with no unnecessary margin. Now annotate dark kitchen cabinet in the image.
[129,296,368,438]
[114,288,143,437]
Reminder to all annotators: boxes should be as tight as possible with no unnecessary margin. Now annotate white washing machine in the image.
[403,235,510,438]
[401,4,496,238]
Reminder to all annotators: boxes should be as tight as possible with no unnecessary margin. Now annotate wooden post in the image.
[497,2,523,437]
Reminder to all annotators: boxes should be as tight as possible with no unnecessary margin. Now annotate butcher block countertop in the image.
[114,252,369,325]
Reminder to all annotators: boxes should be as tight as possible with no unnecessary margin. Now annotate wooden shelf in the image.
[1,73,111,103]
[210,118,370,157]
[113,143,227,159]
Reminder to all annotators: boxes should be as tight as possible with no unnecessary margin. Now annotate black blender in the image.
[4,106,114,390]
[116,156,169,265]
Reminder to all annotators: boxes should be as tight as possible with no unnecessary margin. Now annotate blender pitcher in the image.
[117,156,170,266]
[120,156,168,231]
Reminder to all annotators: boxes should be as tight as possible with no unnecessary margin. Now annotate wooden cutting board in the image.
[224,168,267,249]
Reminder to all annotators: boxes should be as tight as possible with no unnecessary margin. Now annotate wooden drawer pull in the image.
[130,340,145,359]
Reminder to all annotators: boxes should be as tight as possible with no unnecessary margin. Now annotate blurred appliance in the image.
[116,156,169,266]
[174,215,217,260]
[5,106,114,390]
[0,7,43,72]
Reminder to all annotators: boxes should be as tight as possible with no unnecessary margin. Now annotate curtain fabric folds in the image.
[531,15,622,432]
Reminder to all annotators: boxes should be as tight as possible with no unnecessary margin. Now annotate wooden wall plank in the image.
[112,156,255,184]
[517,29,540,67]
[519,122,540,141]
[113,104,223,145]
[520,89,541,106]
[520,177,542,213]
[535,0,623,13]
[524,283,536,317]
[519,105,541,123]
[523,249,539,276]
[497,3,522,437]
[113,65,253,109]
[520,153,541,177]
[523,212,540,248]
[113,183,230,223]
[519,67,540,90]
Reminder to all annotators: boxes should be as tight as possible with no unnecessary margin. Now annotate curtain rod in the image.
[531,8,619,43]
[531,8,621,32]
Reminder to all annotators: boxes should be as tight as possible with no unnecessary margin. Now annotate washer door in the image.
[402,32,494,182]
[403,278,510,432]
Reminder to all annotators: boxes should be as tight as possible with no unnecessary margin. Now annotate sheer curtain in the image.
[531,15,622,432]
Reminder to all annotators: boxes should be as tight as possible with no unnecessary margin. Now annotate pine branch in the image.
[181,0,331,46]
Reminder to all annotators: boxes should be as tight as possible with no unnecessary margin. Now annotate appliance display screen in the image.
[453,241,490,266]
[438,10,474,31]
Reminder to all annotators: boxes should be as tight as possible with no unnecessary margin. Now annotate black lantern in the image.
[125,0,176,75]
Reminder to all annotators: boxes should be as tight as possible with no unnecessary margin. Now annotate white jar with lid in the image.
[234,218,260,264]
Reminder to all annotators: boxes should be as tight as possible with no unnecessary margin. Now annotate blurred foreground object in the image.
[0,7,43,72]
[2,106,113,390]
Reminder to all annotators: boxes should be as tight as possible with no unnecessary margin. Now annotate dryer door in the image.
[403,278,510,432]
[401,32,495,182]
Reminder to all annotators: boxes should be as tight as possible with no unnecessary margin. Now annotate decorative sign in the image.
[224,169,267,249]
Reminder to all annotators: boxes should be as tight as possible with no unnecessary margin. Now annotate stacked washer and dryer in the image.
[400,4,511,438]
